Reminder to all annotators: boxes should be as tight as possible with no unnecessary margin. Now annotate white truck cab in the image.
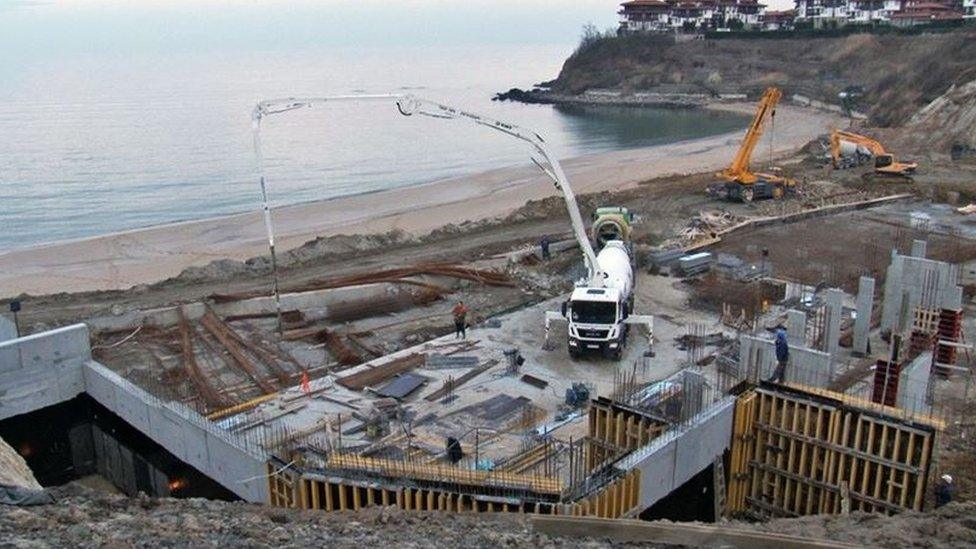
[564,286,630,359]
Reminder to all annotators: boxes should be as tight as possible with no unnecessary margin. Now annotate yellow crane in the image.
[710,87,796,202]
[829,129,917,181]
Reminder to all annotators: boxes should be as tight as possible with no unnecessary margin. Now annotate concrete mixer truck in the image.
[546,207,652,360]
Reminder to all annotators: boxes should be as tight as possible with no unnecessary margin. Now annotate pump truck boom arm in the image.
[252,94,605,331]
[393,96,602,283]
[720,87,782,184]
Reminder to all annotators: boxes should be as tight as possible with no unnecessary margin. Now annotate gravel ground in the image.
[0,484,606,549]
[736,502,976,548]
[3,484,976,548]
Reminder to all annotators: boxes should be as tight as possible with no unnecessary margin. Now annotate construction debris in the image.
[336,354,427,391]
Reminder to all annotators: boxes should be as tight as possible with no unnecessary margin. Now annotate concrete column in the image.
[787,310,806,346]
[881,253,903,333]
[853,276,875,356]
[824,289,844,375]
[911,239,927,258]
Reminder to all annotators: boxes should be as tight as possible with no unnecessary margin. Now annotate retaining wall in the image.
[0,324,89,421]
[616,397,735,510]
[0,324,269,502]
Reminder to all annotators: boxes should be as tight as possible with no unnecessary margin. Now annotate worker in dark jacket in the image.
[540,235,551,261]
[767,327,789,383]
[935,474,955,508]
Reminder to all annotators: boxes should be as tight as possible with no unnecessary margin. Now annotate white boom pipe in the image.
[252,94,603,333]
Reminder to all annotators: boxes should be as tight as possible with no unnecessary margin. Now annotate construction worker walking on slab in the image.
[453,301,469,339]
[768,326,789,383]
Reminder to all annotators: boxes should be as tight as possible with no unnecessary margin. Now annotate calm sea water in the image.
[0,40,747,252]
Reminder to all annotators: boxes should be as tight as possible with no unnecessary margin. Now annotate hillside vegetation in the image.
[550,30,976,128]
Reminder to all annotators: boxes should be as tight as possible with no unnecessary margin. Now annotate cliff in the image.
[543,30,976,128]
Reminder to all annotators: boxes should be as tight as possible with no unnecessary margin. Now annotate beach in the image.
[0,103,842,297]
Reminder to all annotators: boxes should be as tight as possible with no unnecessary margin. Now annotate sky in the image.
[0,1,621,57]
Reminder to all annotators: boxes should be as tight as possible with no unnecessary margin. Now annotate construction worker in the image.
[767,326,789,383]
[540,235,551,261]
[452,301,469,339]
[935,474,955,508]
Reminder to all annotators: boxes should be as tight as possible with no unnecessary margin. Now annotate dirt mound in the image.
[906,79,976,151]
[0,437,41,491]
[0,484,586,548]
[740,502,976,548]
[164,230,418,288]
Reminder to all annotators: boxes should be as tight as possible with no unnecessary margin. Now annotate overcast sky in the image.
[1,0,794,58]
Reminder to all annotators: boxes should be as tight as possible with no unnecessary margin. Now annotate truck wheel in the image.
[569,347,580,360]
[741,187,754,203]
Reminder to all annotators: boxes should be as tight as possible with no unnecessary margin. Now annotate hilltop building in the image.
[619,0,967,31]
[618,0,765,32]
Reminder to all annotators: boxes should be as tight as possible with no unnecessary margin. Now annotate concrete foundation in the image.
[0,324,268,502]
[853,276,875,356]
[617,397,735,511]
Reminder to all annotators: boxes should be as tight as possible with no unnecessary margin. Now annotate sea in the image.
[0,3,748,252]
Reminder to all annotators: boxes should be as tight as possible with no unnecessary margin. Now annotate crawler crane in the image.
[709,87,796,202]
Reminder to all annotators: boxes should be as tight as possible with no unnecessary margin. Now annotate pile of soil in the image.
[739,502,976,548]
[0,485,576,548]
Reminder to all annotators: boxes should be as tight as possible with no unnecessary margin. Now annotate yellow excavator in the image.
[710,87,797,202]
[828,130,917,181]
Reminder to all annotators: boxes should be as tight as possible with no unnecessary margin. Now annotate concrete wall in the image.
[82,361,269,503]
[617,397,735,510]
[882,253,962,334]
[0,323,269,503]
[740,334,832,387]
[0,315,16,343]
[897,351,933,414]
[0,324,89,421]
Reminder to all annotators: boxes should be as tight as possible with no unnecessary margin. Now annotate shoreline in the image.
[0,103,843,297]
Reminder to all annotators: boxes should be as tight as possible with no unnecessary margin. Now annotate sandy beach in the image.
[0,103,843,296]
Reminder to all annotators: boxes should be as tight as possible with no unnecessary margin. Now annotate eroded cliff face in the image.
[908,79,976,150]
[550,31,976,127]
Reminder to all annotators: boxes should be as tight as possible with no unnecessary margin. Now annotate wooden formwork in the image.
[567,469,642,519]
[587,398,669,470]
[727,385,939,518]
[268,461,642,518]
